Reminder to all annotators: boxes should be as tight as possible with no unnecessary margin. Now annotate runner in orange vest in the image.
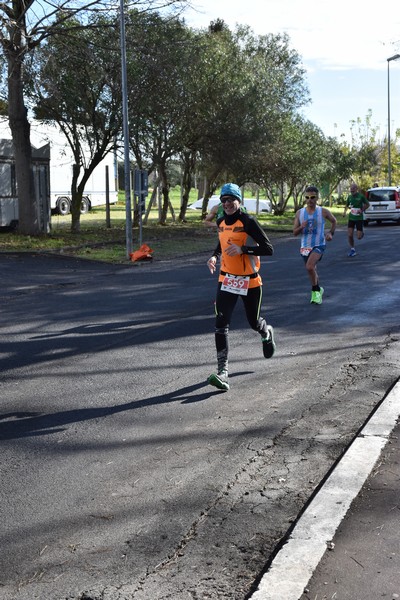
[206,183,275,391]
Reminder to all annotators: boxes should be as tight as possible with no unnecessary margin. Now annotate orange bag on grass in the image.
[130,244,154,262]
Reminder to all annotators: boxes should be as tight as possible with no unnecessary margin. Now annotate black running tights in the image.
[214,283,266,354]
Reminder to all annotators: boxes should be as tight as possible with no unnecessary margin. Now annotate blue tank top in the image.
[300,206,326,249]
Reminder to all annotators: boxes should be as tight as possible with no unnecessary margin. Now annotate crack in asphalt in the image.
[81,337,400,600]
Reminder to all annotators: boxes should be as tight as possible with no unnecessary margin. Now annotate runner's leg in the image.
[305,251,322,287]
[214,284,238,373]
[347,221,355,248]
[242,286,265,332]
[242,287,276,357]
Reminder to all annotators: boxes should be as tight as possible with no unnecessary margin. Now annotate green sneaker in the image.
[207,370,229,391]
[311,287,324,304]
[262,325,276,358]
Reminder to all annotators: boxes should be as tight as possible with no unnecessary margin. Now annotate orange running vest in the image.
[217,217,262,288]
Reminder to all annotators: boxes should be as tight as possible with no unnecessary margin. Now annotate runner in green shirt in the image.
[343,183,369,257]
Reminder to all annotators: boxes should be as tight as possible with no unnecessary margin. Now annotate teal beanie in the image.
[220,183,242,201]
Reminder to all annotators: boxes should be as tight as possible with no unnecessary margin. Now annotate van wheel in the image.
[80,197,90,214]
[56,197,71,215]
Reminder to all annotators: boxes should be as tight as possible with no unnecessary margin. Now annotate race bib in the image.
[221,274,250,295]
[300,247,312,257]
[350,207,361,215]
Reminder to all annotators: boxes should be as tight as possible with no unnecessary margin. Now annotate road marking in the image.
[249,382,400,600]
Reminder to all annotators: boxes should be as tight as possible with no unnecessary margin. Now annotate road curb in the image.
[249,380,400,600]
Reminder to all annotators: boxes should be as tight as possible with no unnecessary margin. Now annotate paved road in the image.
[0,224,399,600]
[250,376,400,600]
[299,393,400,600]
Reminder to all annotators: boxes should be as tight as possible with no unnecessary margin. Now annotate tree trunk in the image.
[70,190,83,233]
[178,151,196,222]
[143,185,158,225]
[70,162,83,233]
[7,48,40,235]
[201,170,220,219]
[158,163,170,225]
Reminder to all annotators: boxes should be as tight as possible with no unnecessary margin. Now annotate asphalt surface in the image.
[250,379,400,600]
[299,410,400,600]
[1,225,400,600]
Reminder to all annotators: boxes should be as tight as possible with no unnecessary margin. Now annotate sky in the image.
[182,0,400,143]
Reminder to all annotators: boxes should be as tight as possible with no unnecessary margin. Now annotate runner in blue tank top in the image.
[293,186,337,304]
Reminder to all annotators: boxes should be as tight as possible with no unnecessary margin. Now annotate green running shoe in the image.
[311,287,324,304]
[207,370,229,391]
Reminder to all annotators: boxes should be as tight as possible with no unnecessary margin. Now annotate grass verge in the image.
[0,200,345,264]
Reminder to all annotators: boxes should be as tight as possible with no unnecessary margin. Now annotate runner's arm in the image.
[322,208,337,240]
[204,204,219,227]
[293,210,302,236]
[241,217,274,256]
[210,241,221,260]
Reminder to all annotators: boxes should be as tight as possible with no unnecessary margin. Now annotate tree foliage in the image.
[0,0,188,234]
[122,15,311,222]
[124,10,198,224]
[2,2,395,235]
[255,115,325,214]
[316,137,355,205]
[26,16,123,232]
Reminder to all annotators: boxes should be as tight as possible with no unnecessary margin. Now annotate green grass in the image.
[0,189,346,264]
[0,203,221,262]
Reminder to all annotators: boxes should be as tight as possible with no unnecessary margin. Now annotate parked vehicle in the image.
[44,128,118,215]
[188,195,272,214]
[49,158,117,216]
[0,121,118,225]
[0,138,50,229]
[364,186,400,225]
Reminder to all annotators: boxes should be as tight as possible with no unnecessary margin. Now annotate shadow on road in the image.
[0,371,253,441]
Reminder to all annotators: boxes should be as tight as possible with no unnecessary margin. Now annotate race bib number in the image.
[350,207,361,215]
[300,247,312,257]
[221,274,250,295]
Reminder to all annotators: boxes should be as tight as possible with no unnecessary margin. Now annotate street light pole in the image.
[120,0,133,258]
[387,54,400,186]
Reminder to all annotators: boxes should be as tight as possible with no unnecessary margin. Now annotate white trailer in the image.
[0,120,118,224]
[29,122,118,216]
[0,137,50,229]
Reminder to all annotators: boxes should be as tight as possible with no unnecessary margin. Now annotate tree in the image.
[125,11,208,225]
[27,16,123,232]
[316,137,355,205]
[123,17,310,223]
[185,22,258,212]
[180,23,310,218]
[0,0,188,235]
[349,111,381,190]
[257,115,325,213]
[379,129,400,186]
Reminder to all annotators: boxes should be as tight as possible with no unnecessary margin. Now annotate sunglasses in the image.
[220,196,236,204]
[305,195,317,200]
